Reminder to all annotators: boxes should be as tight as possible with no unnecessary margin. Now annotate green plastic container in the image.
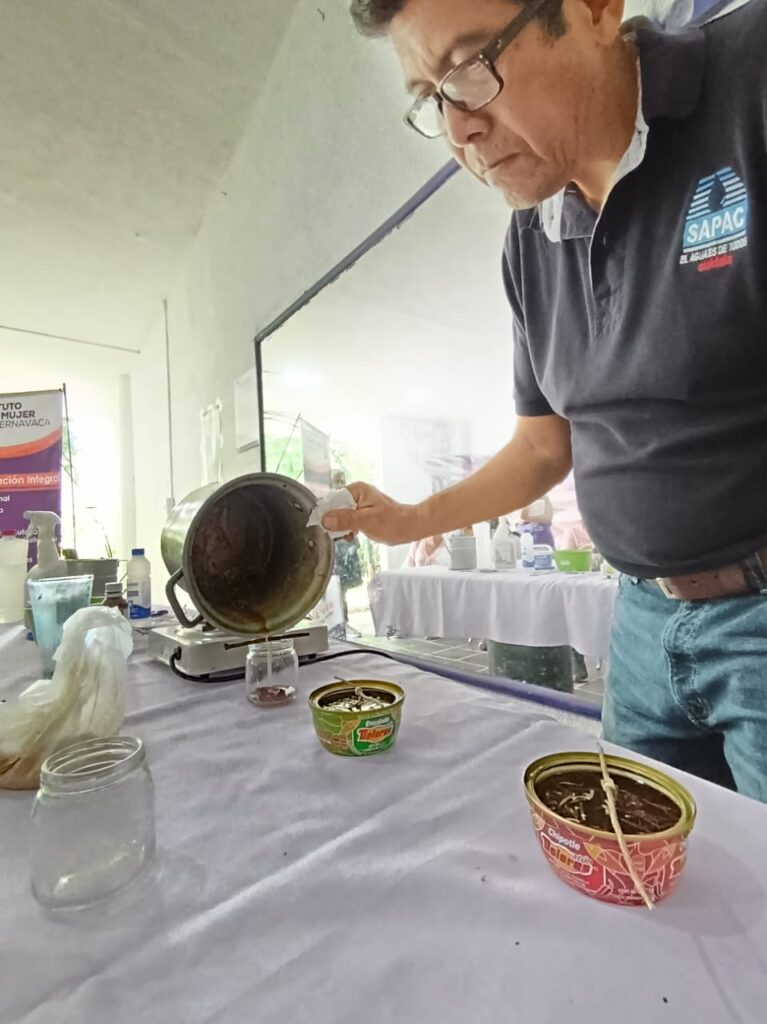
[554,549,592,573]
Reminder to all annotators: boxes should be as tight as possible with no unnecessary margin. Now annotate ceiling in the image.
[0,0,299,351]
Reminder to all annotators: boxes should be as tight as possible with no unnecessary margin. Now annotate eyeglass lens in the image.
[410,59,501,137]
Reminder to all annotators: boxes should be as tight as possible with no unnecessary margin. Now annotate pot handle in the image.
[165,568,203,628]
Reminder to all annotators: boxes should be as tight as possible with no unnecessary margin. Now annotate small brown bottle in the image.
[102,581,130,618]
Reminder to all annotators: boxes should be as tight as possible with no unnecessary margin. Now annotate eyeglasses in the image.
[405,0,553,139]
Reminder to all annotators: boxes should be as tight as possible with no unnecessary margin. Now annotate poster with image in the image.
[0,390,63,536]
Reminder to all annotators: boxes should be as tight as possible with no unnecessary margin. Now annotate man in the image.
[325,0,767,800]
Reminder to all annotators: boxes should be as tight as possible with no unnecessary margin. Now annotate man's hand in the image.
[323,415,572,547]
[323,482,420,545]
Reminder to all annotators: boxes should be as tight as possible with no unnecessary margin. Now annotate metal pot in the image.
[161,474,334,635]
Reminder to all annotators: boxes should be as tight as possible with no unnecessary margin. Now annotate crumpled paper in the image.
[0,606,133,790]
[306,488,357,540]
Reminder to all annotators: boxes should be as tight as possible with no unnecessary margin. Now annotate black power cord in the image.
[168,645,400,684]
[307,647,400,667]
[169,650,247,684]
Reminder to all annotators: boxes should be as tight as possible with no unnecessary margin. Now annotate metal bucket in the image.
[161,474,334,635]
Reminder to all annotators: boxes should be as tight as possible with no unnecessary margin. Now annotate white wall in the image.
[130,317,172,590]
[134,0,447,592]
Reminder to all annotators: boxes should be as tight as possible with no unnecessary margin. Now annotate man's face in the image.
[390,0,619,208]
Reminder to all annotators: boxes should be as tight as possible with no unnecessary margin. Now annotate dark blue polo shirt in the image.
[504,1,767,577]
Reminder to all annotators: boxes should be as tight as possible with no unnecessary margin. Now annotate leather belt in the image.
[655,547,767,600]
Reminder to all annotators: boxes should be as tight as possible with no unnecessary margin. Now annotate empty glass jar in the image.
[246,638,298,706]
[30,736,155,910]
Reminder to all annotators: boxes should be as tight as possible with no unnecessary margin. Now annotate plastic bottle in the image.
[520,531,535,569]
[474,521,493,570]
[0,530,28,624]
[533,544,555,570]
[126,548,152,619]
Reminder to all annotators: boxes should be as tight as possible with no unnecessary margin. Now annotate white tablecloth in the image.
[2,625,767,1024]
[371,566,619,659]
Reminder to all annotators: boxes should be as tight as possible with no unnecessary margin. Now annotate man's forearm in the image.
[322,417,572,545]
[415,420,572,537]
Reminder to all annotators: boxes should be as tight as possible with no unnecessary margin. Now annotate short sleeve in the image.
[502,227,554,417]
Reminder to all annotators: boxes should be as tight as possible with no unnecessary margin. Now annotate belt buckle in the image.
[655,577,677,599]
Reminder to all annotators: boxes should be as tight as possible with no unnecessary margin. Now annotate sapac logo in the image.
[680,167,749,272]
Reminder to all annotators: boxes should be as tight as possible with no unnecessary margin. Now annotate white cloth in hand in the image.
[306,488,356,539]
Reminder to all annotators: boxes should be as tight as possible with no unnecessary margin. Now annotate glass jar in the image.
[102,581,130,618]
[30,736,155,910]
[245,638,298,706]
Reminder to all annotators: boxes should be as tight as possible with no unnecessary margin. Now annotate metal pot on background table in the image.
[161,474,334,635]
[64,558,119,598]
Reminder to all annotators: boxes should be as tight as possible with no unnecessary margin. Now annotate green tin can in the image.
[308,680,405,756]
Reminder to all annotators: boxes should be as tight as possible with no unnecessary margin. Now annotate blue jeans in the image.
[603,576,767,802]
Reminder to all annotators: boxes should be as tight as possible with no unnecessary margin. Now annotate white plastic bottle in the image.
[474,520,493,570]
[126,548,152,619]
[520,531,535,570]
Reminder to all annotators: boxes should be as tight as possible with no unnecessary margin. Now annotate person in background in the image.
[549,472,592,549]
[548,473,593,682]
[330,471,364,635]
[406,534,451,567]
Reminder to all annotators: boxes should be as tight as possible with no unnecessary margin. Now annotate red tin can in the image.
[524,752,697,907]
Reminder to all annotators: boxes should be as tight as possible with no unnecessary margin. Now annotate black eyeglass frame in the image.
[405,0,555,138]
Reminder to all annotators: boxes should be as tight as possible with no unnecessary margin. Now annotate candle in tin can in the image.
[308,680,405,756]
[523,752,696,907]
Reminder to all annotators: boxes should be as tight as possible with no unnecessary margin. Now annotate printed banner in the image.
[0,390,63,536]
[300,419,331,499]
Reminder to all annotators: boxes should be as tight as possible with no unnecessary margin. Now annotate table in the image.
[2,625,767,1023]
[371,566,619,660]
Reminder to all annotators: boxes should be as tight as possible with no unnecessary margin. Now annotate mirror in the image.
[259,169,606,707]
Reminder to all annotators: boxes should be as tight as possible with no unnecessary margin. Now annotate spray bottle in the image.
[492,517,520,570]
[24,511,67,630]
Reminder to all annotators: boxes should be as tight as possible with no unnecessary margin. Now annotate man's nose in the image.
[442,103,489,148]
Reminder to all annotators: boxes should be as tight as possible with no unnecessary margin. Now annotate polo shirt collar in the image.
[634,18,705,122]
[537,19,706,243]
